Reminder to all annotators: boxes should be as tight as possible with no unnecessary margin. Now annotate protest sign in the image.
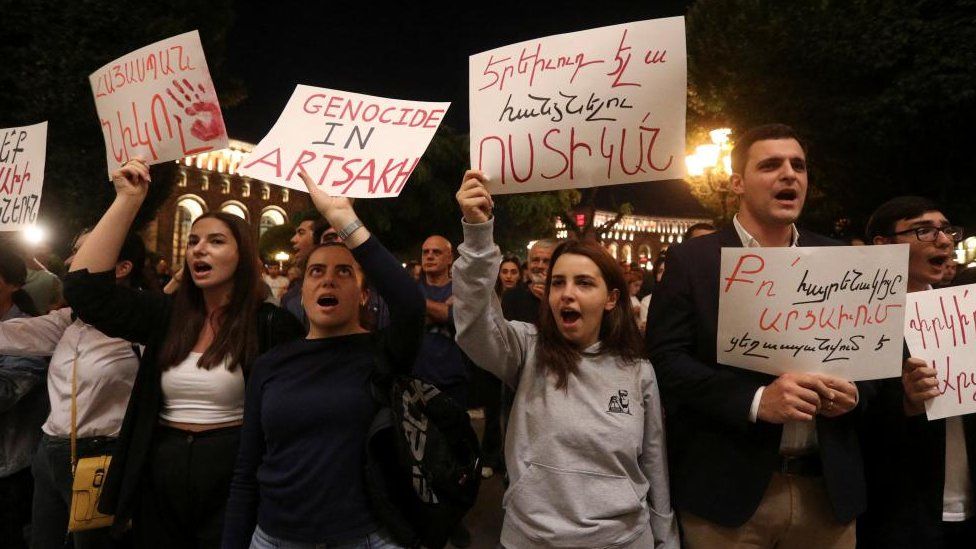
[0,122,46,231]
[717,245,908,380]
[90,30,228,177]
[239,85,449,198]
[905,284,976,420]
[469,17,686,194]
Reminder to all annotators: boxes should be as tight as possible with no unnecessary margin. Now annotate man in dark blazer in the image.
[858,196,974,548]
[647,124,865,548]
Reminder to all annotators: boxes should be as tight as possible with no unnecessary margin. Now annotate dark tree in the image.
[0,0,243,253]
[687,0,976,231]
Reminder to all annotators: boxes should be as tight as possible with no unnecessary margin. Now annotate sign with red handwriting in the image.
[717,245,908,380]
[469,17,686,194]
[0,122,46,231]
[239,85,449,198]
[89,30,228,177]
[905,285,976,420]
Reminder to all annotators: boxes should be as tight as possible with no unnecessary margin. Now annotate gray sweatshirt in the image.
[453,219,678,549]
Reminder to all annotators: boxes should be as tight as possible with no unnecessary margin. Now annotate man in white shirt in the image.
[858,196,972,548]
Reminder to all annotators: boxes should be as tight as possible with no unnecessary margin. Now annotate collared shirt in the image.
[733,215,819,454]
[0,308,138,438]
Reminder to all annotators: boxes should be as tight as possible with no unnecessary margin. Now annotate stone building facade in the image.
[143,139,312,268]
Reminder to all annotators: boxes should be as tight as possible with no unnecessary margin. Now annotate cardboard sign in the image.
[717,245,909,381]
[469,17,686,194]
[239,85,449,198]
[90,30,228,177]
[0,122,46,230]
[905,284,976,420]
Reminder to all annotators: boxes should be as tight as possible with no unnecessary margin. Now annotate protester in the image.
[18,246,62,314]
[280,212,327,327]
[938,257,958,288]
[223,169,423,549]
[63,158,302,548]
[858,196,971,548]
[413,235,468,405]
[453,170,678,549]
[502,240,556,325]
[494,255,521,296]
[0,231,143,549]
[0,246,47,549]
[683,222,717,241]
[647,124,866,548]
[406,260,422,283]
[262,264,289,302]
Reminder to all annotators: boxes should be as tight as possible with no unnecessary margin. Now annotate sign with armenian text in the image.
[469,17,686,194]
[905,284,976,420]
[717,245,909,380]
[0,122,46,230]
[90,31,228,177]
[239,85,449,198]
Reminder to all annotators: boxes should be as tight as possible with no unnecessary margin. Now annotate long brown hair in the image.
[158,212,264,371]
[537,240,644,389]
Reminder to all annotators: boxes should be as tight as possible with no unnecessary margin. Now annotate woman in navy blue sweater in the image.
[222,170,425,549]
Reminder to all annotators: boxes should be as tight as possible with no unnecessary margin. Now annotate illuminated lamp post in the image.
[685,128,734,222]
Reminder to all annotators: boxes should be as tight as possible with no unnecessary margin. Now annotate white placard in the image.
[905,284,976,420]
[717,245,909,380]
[90,30,229,177]
[469,17,686,194]
[239,85,449,198]
[0,122,47,231]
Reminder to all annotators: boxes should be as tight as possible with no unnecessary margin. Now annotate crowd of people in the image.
[0,122,973,549]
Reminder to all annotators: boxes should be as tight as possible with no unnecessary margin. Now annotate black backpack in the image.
[366,358,482,548]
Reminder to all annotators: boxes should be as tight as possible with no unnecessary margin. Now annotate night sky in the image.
[222,1,690,143]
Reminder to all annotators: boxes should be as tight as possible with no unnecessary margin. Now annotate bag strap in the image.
[70,355,78,475]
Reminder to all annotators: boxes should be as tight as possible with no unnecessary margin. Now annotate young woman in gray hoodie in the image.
[452,171,679,549]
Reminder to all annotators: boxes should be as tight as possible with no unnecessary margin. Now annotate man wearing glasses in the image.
[859,196,973,549]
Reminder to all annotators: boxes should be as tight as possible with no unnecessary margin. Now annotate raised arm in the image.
[296,170,424,369]
[452,170,533,389]
[70,159,149,274]
[63,158,168,344]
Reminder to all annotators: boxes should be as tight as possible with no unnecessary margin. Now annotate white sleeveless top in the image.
[159,352,245,424]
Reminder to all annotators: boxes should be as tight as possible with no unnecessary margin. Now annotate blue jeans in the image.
[249,524,404,549]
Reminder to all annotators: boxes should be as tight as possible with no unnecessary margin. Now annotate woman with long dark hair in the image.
[64,158,302,548]
[452,170,678,548]
[222,170,424,549]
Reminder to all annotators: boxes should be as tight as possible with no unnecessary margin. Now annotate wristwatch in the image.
[337,218,364,240]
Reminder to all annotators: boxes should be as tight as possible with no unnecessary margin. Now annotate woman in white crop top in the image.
[64,158,301,549]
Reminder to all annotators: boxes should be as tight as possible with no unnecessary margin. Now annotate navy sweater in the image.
[222,236,424,548]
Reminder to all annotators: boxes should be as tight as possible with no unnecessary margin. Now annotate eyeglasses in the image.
[889,225,964,243]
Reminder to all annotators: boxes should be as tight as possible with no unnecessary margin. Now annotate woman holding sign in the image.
[222,169,424,549]
[63,158,302,549]
[452,170,678,549]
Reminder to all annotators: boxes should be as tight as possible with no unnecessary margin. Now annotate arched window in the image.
[259,207,288,238]
[622,244,633,264]
[173,195,206,267]
[607,242,618,259]
[639,245,652,261]
[220,201,248,221]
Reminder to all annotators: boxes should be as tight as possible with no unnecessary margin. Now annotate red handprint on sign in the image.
[165,79,226,142]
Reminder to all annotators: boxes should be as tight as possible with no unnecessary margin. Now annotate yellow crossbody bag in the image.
[68,357,115,532]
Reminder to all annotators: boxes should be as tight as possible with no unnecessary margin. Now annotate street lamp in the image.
[685,128,734,220]
[273,251,290,270]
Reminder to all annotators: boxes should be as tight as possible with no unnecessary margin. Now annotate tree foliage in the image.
[0,0,242,252]
[686,0,976,232]
[258,223,295,263]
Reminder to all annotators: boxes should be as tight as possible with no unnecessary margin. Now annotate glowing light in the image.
[23,225,46,246]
